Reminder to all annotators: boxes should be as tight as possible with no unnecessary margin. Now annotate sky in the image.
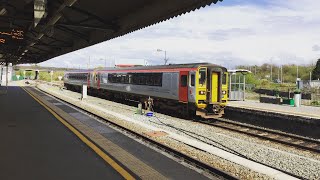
[39,0,320,69]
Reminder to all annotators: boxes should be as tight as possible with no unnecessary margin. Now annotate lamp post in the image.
[99,57,107,68]
[157,49,168,65]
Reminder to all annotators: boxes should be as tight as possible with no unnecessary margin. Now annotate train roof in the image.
[65,63,227,73]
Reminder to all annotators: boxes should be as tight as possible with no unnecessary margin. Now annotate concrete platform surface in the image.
[0,85,213,180]
[228,100,320,119]
[0,86,123,180]
[27,86,211,180]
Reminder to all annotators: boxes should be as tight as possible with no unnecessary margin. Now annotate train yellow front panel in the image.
[211,72,218,103]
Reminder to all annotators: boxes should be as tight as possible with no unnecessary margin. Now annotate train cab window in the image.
[199,68,207,87]
[222,73,227,85]
[181,75,187,87]
[190,74,195,86]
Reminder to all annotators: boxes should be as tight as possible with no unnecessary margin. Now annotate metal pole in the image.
[229,73,231,100]
[164,51,167,65]
[281,65,283,83]
[297,65,299,79]
[243,75,246,101]
[278,66,280,81]
[88,56,90,69]
[270,64,272,82]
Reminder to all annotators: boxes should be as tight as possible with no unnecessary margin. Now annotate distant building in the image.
[304,80,320,89]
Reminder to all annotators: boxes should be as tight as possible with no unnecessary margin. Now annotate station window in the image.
[181,75,187,87]
[190,74,195,86]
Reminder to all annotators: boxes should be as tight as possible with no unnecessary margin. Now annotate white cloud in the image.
[40,0,320,68]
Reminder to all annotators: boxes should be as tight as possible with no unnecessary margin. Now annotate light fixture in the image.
[0,8,7,16]
[36,33,44,40]
[30,42,36,46]
[65,0,78,6]
[22,53,25,56]
[47,14,62,26]
[24,49,29,53]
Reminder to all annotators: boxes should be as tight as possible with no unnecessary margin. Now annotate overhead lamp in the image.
[22,53,25,56]
[24,49,29,53]
[36,33,44,40]
[0,8,7,16]
[65,0,78,6]
[30,42,36,46]
[47,14,62,26]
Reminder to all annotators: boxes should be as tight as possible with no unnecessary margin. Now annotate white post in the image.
[82,84,87,100]
[50,70,53,86]
[243,75,246,101]
[310,71,312,82]
[6,62,8,90]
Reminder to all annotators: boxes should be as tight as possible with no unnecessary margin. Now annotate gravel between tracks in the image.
[36,83,320,179]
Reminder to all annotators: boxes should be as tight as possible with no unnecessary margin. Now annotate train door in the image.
[179,71,188,102]
[95,72,100,89]
[211,72,219,103]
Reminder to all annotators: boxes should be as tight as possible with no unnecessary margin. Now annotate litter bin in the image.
[294,93,301,107]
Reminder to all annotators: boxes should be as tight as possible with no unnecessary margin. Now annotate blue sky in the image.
[39,0,320,69]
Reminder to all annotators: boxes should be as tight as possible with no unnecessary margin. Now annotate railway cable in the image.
[145,107,304,179]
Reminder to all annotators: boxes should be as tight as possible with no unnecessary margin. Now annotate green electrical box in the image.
[283,99,294,106]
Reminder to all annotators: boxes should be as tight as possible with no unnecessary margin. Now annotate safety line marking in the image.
[22,86,135,180]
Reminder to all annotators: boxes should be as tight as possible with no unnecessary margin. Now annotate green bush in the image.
[311,101,320,106]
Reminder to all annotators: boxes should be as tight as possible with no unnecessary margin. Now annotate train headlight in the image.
[199,91,206,95]
[222,90,227,95]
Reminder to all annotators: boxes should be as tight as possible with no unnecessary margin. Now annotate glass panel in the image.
[191,74,195,86]
[181,75,187,87]
[199,68,206,87]
[222,73,227,84]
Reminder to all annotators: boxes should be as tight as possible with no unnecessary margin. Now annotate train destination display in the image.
[0,29,24,45]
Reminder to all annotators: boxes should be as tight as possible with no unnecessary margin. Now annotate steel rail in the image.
[201,117,320,154]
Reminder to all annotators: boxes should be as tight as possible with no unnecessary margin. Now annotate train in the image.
[64,63,228,118]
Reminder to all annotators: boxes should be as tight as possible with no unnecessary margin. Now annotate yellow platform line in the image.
[22,87,135,180]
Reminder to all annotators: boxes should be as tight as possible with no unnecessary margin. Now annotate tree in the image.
[312,59,320,80]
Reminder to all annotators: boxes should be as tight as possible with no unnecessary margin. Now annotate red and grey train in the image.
[64,63,228,117]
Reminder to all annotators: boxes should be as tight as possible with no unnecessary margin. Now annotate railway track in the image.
[201,118,320,153]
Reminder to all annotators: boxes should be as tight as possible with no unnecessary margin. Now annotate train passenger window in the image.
[199,68,207,87]
[190,74,195,86]
[128,74,132,84]
[181,75,187,87]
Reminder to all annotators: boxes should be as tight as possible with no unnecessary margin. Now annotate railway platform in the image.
[225,100,320,139]
[227,100,320,119]
[0,85,215,180]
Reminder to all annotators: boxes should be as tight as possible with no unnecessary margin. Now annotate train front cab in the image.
[195,66,228,117]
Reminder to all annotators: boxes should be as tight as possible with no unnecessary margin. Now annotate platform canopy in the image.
[0,0,222,64]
